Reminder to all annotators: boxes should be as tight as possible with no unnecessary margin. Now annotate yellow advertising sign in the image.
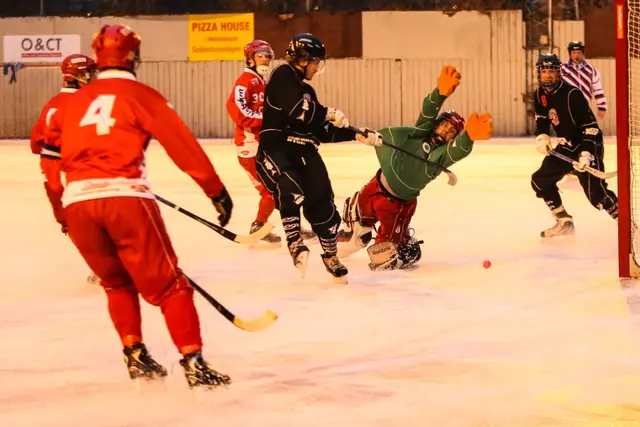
[188,13,255,61]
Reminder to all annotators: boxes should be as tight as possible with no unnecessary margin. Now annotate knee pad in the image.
[342,191,362,226]
[531,176,544,197]
[312,207,341,239]
[274,174,305,210]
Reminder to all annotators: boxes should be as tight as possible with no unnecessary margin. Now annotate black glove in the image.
[211,187,233,227]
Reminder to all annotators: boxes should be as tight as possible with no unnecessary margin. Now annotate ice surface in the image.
[2,139,640,427]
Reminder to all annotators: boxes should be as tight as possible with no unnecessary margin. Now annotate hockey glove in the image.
[326,108,349,128]
[211,187,233,227]
[535,134,552,155]
[436,65,461,97]
[573,151,594,173]
[355,127,383,146]
[465,112,493,141]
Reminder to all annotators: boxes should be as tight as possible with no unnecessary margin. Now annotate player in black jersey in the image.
[531,53,618,238]
[256,32,382,282]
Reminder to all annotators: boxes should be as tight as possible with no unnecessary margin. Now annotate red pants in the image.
[65,197,202,355]
[358,171,417,246]
[238,155,275,223]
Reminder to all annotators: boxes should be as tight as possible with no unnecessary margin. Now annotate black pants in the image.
[531,145,618,216]
[256,145,341,252]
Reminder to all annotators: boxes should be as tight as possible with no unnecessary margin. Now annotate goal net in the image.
[617,0,640,277]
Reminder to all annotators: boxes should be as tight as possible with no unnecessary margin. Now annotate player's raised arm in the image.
[139,90,232,226]
[413,65,461,132]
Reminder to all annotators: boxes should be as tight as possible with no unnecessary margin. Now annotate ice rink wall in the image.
[0,10,615,139]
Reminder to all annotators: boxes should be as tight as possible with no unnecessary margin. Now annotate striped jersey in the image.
[561,60,607,112]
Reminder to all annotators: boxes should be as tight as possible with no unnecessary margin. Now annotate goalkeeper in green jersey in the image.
[338,65,494,271]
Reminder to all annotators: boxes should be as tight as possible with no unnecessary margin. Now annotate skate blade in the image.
[295,251,309,279]
[332,275,348,285]
[540,232,576,242]
[132,376,167,392]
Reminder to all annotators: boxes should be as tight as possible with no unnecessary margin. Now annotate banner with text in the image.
[3,35,81,63]
[188,14,254,61]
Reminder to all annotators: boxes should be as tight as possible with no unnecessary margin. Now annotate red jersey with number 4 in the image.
[44,70,225,207]
[226,68,265,147]
[30,88,77,154]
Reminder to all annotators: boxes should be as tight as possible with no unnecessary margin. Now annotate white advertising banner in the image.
[3,35,81,63]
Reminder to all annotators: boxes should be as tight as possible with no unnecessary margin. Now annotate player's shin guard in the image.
[282,210,310,276]
[338,191,373,258]
[158,275,203,356]
[313,209,348,281]
[104,284,143,347]
[281,207,302,246]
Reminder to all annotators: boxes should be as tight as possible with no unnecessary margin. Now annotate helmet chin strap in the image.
[256,65,269,76]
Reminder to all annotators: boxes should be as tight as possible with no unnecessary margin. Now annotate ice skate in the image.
[250,221,282,247]
[321,253,349,284]
[288,239,310,278]
[180,351,230,389]
[541,211,575,238]
[123,343,167,381]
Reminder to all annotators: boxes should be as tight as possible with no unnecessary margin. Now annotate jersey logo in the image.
[549,108,560,126]
[541,94,547,107]
[421,142,431,154]
[251,78,259,86]
[584,127,599,135]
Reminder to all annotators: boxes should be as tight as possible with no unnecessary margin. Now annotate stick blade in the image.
[232,309,279,331]
[446,172,458,186]
[234,222,275,244]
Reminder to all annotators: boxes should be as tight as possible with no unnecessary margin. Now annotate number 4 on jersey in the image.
[80,95,116,135]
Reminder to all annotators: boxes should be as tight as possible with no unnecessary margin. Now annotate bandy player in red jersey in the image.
[33,53,100,285]
[226,40,315,245]
[41,24,233,389]
[33,54,96,234]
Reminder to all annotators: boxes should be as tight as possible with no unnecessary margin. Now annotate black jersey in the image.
[259,63,356,152]
[534,80,602,154]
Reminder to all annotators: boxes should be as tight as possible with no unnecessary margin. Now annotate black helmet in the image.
[567,40,585,52]
[285,33,326,63]
[536,53,562,90]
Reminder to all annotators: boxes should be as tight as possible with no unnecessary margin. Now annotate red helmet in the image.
[92,24,141,71]
[431,110,466,146]
[61,54,96,86]
[244,40,274,63]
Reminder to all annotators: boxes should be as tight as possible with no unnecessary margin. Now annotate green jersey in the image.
[375,88,474,201]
